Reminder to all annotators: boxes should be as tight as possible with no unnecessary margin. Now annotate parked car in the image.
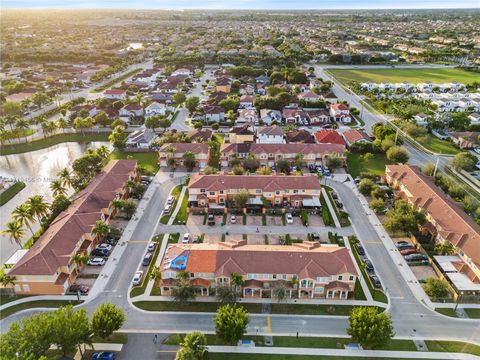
[182,233,190,244]
[167,195,175,205]
[147,243,156,252]
[400,248,417,256]
[88,258,105,266]
[396,243,414,251]
[230,215,236,224]
[69,284,89,294]
[405,253,429,263]
[92,248,110,257]
[286,213,294,224]
[355,243,365,256]
[142,253,153,266]
[96,243,113,252]
[163,204,172,214]
[311,233,321,241]
[192,235,200,243]
[331,191,338,200]
[207,214,215,225]
[92,352,116,360]
[364,259,374,272]
[140,176,153,183]
[334,200,343,209]
[132,271,144,286]
[370,274,382,288]
[395,240,409,247]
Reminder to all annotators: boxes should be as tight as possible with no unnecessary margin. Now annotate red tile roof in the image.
[314,130,346,145]
[158,143,209,154]
[342,129,371,145]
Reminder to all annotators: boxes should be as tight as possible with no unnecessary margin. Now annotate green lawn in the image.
[160,186,182,224]
[109,149,159,175]
[0,132,110,155]
[0,300,83,320]
[464,308,480,319]
[435,308,458,317]
[347,153,392,178]
[329,68,480,85]
[425,340,480,356]
[129,236,162,298]
[353,279,366,301]
[422,136,460,155]
[324,186,350,227]
[1,128,35,140]
[91,333,128,344]
[0,181,26,206]
[319,194,334,227]
[173,189,189,224]
[208,355,420,360]
[91,69,142,92]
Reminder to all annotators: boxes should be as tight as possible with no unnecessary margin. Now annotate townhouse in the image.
[229,125,255,144]
[158,143,209,168]
[160,240,357,299]
[220,143,346,168]
[145,101,168,117]
[187,174,322,209]
[5,160,138,295]
[256,126,285,144]
[385,165,480,291]
[119,104,144,120]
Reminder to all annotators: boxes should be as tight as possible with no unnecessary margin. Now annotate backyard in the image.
[109,149,159,175]
[347,153,392,178]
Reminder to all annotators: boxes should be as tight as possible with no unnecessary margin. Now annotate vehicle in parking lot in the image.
[140,176,153,183]
[207,214,215,225]
[230,215,236,224]
[355,243,365,256]
[182,233,190,244]
[92,248,110,257]
[405,253,429,262]
[364,259,374,272]
[69,284,89,294]
[334,200,343,208]
[87,258,105,266]
[92,352,117,360]
[395,240,409,247]
[370,274,382,288]
[286,213,293,224]
[132,271,144,286]
[147,243,156,252]
[142,253,152,266]
[96,243,113,252]
[311,233,320,241]
[396,243,414,251]
[192,235,200,243]
[400,248,417,256]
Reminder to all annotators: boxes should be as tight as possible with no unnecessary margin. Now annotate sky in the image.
[1,0,479,9]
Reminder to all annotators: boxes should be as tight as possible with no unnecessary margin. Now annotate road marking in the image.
[128,240,148,243]
[365,241,383,244]
[267,314,272,333]
[156,350,177,353]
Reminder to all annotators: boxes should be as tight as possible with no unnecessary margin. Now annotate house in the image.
[385,165,480,292]
[125,128,157,149]
[329,104,351,123]
[215,76,232,93]
[236,108,259,125]
[103,89,126,100]
[282,108,307,124]
[239,95,254,109]
[450,132,479,149]
[4,160,138,295]
[187,128,213,143]
[145,102,167,117]
[413,113,429,126]
[314,130,346,145]
[171,68,192,77]
[158,143,209,168]
[468,113,480,126]
[342,129,371,147]
[305,109,331,126]
[229,125,255,144]
[203,106,225,123]
[119,104,144,120]
[285,129,314,144]
[321,92,338,104]
[297,91,321,102]
[188,174,322,208]
[159,241,357,299]
[68,104,98,118]
[260,109,282,125]
[239,83,255,95]
[256,126,285,144]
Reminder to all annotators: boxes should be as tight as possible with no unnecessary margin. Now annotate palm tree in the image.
[58,168,72,188]
[96,145,110,159]
[26,195,50,224]
[92,220,110,239]
[50,179,67,197]
[2,221,26,248]
[11,204,35,236]
[56,117,69,133]
[72,253,89,268]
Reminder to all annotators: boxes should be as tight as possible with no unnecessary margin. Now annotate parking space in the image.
[291,216,303,226]
[226,213,240,225]
[186,214,205,227]
[203,234,222,244]
[266,215,284,226]
[308,214,324,226]
[73,277,96,288]
[80,265,103,276]
[225,234,244,242]
[247,234,267,245]
[267,234,281,245]
[410,265,438,282]
[246,215,263,226]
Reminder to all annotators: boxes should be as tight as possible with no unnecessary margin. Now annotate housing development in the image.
[0,6,480,360]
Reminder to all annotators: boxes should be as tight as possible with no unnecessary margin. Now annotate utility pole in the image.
[433,157,439,177]
[394,127,399,145]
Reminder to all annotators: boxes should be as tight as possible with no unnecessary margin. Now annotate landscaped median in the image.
[0,181,26,206]
[0,300,83,320]
[435,307,480,319]
[91,68,142,93]
[160,186,182,224]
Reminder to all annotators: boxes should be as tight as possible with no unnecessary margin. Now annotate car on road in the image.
[140,176,153,183]
[96,243,113,252]
[147,243,156,252]
[182,233,190,244]
[132,271,144,286]
[405,253,429,263]
[87,258,105,266]
[355,243,365,256]
[142,253,152,266]
[370,274,382,288]
[69,284,89,294]
[400,248,417,256]
[364,259,374,272]
[207,214,215,225]
[230,215,236,224]
[92,352,116,360]
[286,213,294,224]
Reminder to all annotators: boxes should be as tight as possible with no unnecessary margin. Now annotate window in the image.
[219,190,224,194]
[338,275,343,281]
[256,189,261,194]
[209,192,215,196]
[272,274,277,280]
[293,190,298,194]
[190,273,194,278]
[282,274,287,280]
[315,287,324,293]
[200,189,206,193]
[22,284,30,292]
[263,274,269,280]
[349,276,354,281]
[275,191,280,195]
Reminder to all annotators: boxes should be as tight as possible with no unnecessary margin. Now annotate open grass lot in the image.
[0,300,82,320]
[173,189,189,224]
[0,181,26,206]
[109,149,159,175]
[425,340,480,356]
[329,68,480,85]
[422,136,460,155]
[347,153,392,178]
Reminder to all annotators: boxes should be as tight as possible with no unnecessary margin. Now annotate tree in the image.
[384,200,426,234]
[243,156,259,172]
[272,284,287,302]
[175,332,207,360]
[110,119,128,129]
[32,92,49,109]
[173,92,186,105]
[0,273,16,289]
[450,152,477,172]
[185,97,200,114]
[325,155,342,171]
[386,146,409,163]
[73,116,94,135]
[46,194,71,223]
[72,253,89,268]
[172,271,196,302]
[216,285,241,304]
[234,189,250,209]
[26,195,50,223]
[145,116,161,130]
[276,158,290,173]
[369,198,385,213]
[109,125,127,149]
[214,304,249,345]
[423,163,436,176]
[51,306,92,356]
[50,179,67,197]
[422,278,449,299]
[12,204,35,235]
[435,241,455,255]
[121,199,137,219]
[56,117,70,133]
[358,178,376,196]
[92,220,110,239]
[2,221,25,248]
[2,101,22,118]
[183,151,197,172]
[58,168,73,188]
[94,112,111,127]
[158,117,171,132]
[91,303,125,339]
[219,97,239,112]
[347,307,394,349]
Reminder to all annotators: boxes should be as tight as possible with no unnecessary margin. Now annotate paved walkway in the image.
[206,345,480,359]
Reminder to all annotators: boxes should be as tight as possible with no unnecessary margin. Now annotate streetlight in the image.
[454,291,464,312]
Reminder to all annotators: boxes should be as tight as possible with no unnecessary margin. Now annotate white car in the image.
[231,215,236,224]
[286,213,294,224]
[87,258,105,266]
[147,243,156,252]
[182,233,190,244]
[163,204,172,214]
[167,195,175,205]
[96,243,113,251]
[132,271,144,286]
[474,148,480,155]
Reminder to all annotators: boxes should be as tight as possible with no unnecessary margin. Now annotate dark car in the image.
[92,248,110,257]
[207,214,215,225]
[334,200,343,209]
[405,253,429,263]
[69,284,89,294]
[355,243,365,256]
[92,352,116,360]
[370,274,382,289]
[140,175,153,183]
[331,191,338,200]
[396,243,414,251]
[142,253,152,266]
[364,259,374,272]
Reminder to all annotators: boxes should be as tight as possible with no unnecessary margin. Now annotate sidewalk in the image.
[206,345,480,359]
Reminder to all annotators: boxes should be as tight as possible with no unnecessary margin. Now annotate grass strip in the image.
[0,181,26,206]
[0,300,82,320]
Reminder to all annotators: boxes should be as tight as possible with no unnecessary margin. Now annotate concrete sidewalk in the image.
[206,345,480,359]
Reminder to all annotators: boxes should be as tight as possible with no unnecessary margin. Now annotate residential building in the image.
[297,91,321,102]
[103,89,127,100]
[285,129,314,144]
[187,128,213,143]
[342,129,372,147]
[158,143,209,168]
[229,125,255,144]
[260,109,282,125]
[203,105,225,122]
[160,241,357,299]
[450,132,479,149]
[314,130,346,145]
[119,104,144,120]
[329,104,351,123]
[256,125,285,144]
[413,113,429,126]
[236,108,259,125]
[145,102,168,117]
[125,128,156,149]
[239,95,254,109]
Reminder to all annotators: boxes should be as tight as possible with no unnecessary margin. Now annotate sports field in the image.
[329,68,480,84]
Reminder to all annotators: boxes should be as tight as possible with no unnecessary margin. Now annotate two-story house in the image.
[229,125,255,144]
[103,89,127,100]
[256,126,285,144]
[158,143,209,168]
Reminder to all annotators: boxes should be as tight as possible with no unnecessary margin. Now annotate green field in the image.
[109,149,159,175]
[347,153,392,178]
[329,68,480,85]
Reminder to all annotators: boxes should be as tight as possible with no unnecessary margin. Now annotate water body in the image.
[0,141,110,265]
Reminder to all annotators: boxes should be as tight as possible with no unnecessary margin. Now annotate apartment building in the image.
[158,143,209,168]
[160,240,357,299]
